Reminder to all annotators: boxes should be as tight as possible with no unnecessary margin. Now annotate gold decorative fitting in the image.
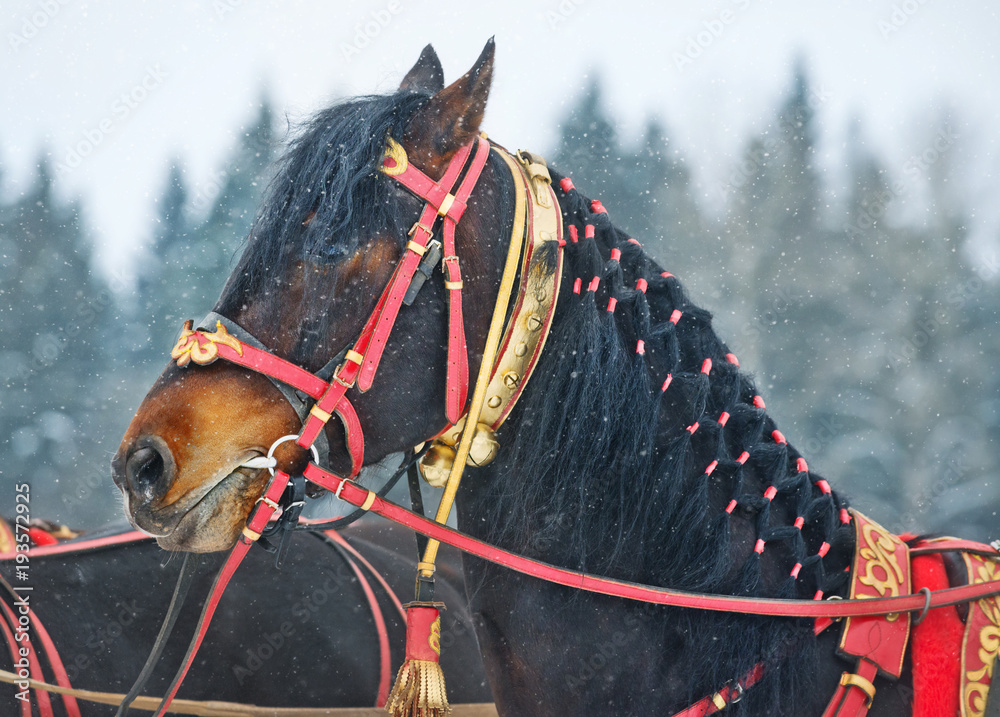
[417,423,500,486]
[242,526,262,542]
[467,424,499,466]
[526,314,543,331]
[444,280,464,291]
[172,320,243,367]
[839,672,876,708]
[514,342,528,357]
[406,239,427,255]
[502,371,520,389]
[345,349,364,366]
[418,444,456,488]
[516,149,553,208]
[437,193,456,217]
[380,137,408,176]
[309,405,332,424]
[360,491,376,511]
[487,395,502,408]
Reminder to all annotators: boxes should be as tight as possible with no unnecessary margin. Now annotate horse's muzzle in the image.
[112,434,177,526]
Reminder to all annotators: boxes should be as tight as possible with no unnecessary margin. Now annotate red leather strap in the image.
[440,137,491,423]
[0,530,149,561]
[18,598,81,717]
[0,596,53,717]
[324,530,406,621]
[358,141,478,394]
[152,471,290,717]
[302,463,1000,619]
[910,538,1000,558]
[323,530,392,707]
[822,659,879,717]
[670,663,766,717]
[0,611,31,717]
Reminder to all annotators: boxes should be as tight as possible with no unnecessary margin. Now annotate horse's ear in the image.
[404,38,494,174]
[400,44,445,93]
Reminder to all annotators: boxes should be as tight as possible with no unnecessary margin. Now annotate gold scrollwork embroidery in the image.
[964,558,1000,717]
[857,521,905,600]
[171,320,243,366]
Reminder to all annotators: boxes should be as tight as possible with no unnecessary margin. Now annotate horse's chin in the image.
[154,469,260,553]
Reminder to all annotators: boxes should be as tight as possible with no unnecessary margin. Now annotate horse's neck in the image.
[469,181,855,604]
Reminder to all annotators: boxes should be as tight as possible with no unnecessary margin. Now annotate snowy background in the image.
[2,0,999,538]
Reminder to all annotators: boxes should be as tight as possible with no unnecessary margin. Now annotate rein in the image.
[143,134,1000,715]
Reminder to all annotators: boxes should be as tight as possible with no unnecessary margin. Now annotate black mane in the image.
[471,171,858,714]
[217,91,430,333]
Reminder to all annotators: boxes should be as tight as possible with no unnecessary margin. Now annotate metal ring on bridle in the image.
[912,586,933,625]
[265,434,319,476]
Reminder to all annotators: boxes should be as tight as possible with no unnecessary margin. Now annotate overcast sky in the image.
[2,0,998,281]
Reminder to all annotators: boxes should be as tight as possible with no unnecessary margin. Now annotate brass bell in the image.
[418,444,456,488]
[467,423,499,467]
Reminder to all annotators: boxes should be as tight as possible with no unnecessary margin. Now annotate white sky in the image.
[2,0,998,281]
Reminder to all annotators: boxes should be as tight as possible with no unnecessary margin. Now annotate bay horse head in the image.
[113,41,950,716]
[113,41,507,552]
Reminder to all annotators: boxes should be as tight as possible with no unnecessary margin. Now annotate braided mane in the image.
[472,170,861,712]
[487,171,856,599]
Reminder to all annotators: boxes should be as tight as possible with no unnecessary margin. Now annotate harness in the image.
[134,135,1000,716]
[0,523,415,716]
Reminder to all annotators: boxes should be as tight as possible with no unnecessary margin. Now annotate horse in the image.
[112,41,1000,716]
[0,518,491,715]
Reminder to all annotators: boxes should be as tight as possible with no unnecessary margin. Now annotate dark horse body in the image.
[0,521,489,714]
[111,42,979,714]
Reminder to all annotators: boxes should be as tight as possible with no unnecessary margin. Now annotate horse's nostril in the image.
[127,446,166,490]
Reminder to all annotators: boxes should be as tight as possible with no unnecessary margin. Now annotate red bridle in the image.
[150,133,1000,717]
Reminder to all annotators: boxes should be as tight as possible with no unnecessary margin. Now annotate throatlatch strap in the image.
[116,552,202,717]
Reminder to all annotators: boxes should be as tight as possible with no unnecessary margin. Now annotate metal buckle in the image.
[826,594,844,623]
[408,221,434,238]
[730,682,745,704]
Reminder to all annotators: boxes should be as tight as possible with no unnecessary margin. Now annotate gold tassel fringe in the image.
[386,659,451,716]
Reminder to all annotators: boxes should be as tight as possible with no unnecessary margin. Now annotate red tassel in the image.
[386,603,450,716]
